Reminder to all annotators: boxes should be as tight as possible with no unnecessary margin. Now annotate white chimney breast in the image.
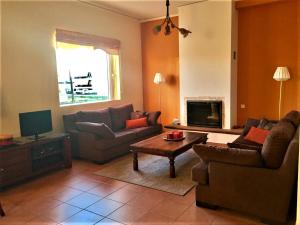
[178,0,237,129]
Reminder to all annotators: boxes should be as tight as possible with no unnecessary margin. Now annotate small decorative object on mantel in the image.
[153,0,191,37]
[164,131,185,141]
[172,118,180,125]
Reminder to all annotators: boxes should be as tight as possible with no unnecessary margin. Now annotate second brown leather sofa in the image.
[63,104,162,163]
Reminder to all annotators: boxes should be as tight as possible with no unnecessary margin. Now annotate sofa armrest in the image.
[210,162,280,188]
[193,144,263,167]
[206,162,291,222]
[76,122,115,139]
[66,129,81,157]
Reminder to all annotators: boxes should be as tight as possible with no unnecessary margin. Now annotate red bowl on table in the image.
[165,131,184,141]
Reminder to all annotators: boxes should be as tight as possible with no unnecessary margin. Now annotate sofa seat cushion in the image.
[261,120,295,169]
[192,161,208,185]
[76,109,112,128]
[109,104,134,131]
[115,129,136,140]
[228,135,262,151]
[131,125,162,138]
[95,129,136,150]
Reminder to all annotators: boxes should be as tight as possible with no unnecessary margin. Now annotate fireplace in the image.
[187,100,222,128]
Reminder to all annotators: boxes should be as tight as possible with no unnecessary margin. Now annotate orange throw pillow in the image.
[126,117,148,129]
[244,126,270,145]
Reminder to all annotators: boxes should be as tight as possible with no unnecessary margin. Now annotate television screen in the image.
[19,110,52,138]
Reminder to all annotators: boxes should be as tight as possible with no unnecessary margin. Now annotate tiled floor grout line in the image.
[53,181,194,225]
[0,160,273,225]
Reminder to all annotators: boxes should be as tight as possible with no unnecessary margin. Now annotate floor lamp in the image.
[273,67,290,119]
[153,73,165,122]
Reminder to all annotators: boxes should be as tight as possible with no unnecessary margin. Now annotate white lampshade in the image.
[273,67,291,81]
[153,73,165,84]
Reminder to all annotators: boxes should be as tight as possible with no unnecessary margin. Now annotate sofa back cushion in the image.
[76,122,115,138]
[227,135,262,151]
[147,111,161,125]
[261,120,295,169]
[257,118,277,130]
[109,104,134,131]
[76,108,112,128]
[131,111,148,119]
[63,113,77,132]
[283,111,300,127]
[242,118,260,136]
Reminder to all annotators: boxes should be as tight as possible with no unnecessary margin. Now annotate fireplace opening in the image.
[187,100,222,128]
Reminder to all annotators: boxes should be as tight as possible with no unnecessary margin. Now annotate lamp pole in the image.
[154,73,164,123]
[278,80,283,119]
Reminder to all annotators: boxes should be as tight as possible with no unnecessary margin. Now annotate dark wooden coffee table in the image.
[130,131,208,178]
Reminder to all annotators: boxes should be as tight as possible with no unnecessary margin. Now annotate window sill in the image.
[59,99,121,108]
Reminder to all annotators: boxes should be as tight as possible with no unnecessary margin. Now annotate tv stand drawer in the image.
[0,148,30,167]
[0,163,31,187]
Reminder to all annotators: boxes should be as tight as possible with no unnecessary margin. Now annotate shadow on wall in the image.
[165,74,177,86]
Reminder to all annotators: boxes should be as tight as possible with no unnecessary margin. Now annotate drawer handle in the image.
[0,168,5,173]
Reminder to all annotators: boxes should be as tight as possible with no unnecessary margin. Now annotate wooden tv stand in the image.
[0,133,72,189]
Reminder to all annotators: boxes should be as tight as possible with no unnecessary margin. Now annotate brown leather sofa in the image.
[63,104,162,163]
[192,111,300,224]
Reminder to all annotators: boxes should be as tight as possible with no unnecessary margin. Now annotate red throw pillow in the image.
[244,126,270,145]
[126,117,148,129]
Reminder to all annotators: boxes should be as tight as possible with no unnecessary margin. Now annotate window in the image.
[55,29,121,106]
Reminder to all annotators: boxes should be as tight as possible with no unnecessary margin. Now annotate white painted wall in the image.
[1,1,143,136]
[179,0,237,128]
[0,1,2,133]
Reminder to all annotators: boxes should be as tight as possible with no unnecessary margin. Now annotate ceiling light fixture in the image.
[153,0,192,37]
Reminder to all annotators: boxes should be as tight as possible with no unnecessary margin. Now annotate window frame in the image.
[54,29,121,107]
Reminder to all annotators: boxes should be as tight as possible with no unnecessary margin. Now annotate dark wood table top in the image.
[130,131,208,157]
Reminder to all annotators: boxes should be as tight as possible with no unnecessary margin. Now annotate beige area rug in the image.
[94,149,200,196]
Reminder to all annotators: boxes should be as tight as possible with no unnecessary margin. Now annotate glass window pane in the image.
[55,42,118,106]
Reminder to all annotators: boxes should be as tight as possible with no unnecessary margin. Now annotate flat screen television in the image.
[19,110,52,140]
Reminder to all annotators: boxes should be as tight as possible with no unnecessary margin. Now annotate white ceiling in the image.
[81,0,200,21]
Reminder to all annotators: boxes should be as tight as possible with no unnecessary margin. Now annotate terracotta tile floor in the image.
[0,159,274,225]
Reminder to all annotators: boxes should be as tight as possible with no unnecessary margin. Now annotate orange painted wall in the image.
[141,17,179,125]
[237,0,300,125]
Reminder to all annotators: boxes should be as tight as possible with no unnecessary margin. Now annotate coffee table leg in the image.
[169,156,176,178]
[133,151,138,171]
